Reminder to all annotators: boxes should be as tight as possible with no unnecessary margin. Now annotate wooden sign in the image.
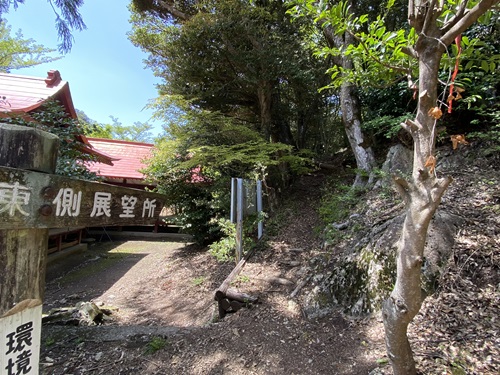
[0,300,42,375]
[0,166,165,230]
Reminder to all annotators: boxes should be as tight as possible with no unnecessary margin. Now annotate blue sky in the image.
[4,0,163,136]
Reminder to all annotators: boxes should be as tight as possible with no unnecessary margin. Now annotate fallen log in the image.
[290,275,311,298]
[224,288,258,304]
[215,256,249,299]
[219,298,231,311]
[214,248,258,318]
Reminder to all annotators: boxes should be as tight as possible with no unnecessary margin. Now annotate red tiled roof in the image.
[0,70,116,166]
[86,138,154,181]
[0,70,76,118]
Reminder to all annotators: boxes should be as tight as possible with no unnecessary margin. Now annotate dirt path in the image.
[41,236,386,375]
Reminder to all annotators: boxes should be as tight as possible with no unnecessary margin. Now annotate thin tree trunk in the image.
[382,34,453,375]
[271,88,295,145]
[327,29,377,186]
[257,81,273,141]
[340,79,377,186]
[323,4,377,187]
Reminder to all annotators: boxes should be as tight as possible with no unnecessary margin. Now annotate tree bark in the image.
[323,23,377,187]
[257,81,273,141]
[340,79,377,186]
[381,1,497,371]
[383,32,449,375]
[338,32,377,187]
[321,0,377,187]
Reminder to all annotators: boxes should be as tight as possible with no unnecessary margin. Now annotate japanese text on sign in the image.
[0,184,158,219]
[0,304,42,375]
[0,182,30,217]
[4,322,33,374]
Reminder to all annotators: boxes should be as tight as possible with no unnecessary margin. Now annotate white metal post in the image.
[235,178,244,263]
[257,180,263,239]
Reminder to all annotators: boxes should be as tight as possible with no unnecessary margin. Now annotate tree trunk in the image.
[271,89,295,146]
[332,30,377,187]
[257,81,273,141]
[340,79,377,186]
[382,34,452,375]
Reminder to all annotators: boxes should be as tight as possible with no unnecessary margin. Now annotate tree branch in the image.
[402,46,418,59]
[393,176,411,203]
[346,29,412,74]
[156,0,191,21]
[441,0,500,46]
[422,0,441,36]
[432,176,453,202]
[440,0,469,34]
[409,0,426,32]
[408,0,415,24]
[401,118,421,134]
[322,25,343,67]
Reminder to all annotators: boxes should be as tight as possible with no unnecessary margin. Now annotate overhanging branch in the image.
[422,0,448,37]
[441,0,500,46]
[401,118,421,134]
[440,0,468,34]
[157,0,191,21]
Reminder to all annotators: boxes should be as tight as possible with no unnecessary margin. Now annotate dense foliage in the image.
[145,105,311,244]
[129,0,499,247]
[130,0,338,150]
[130,0,338,243]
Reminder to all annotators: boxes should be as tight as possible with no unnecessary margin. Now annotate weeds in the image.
[192,276,206,286]
[144,337,167,355]
[319,180,365,225]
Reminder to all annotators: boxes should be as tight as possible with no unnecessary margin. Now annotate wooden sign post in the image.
[0,124,165,374]
[1,124,58,375]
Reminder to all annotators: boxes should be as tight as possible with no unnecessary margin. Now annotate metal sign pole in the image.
[230,178,237,224]
[257,180,263,239]
[235,178,244,263]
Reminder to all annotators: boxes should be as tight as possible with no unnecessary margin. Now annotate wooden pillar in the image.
[0,123,58,315]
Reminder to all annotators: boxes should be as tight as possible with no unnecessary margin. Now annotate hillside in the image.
[295,139,499,374]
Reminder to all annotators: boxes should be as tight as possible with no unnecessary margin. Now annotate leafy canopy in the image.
[0,19,60,72]
[129,0,334,150]
[0,0,86,53]
[80,112,155,144]
[287,0,500,91]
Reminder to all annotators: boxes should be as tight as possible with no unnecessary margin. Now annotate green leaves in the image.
[288,0,498,93]
[0,19,60,72]
[0,1,86,53]
[288,0,416,89]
